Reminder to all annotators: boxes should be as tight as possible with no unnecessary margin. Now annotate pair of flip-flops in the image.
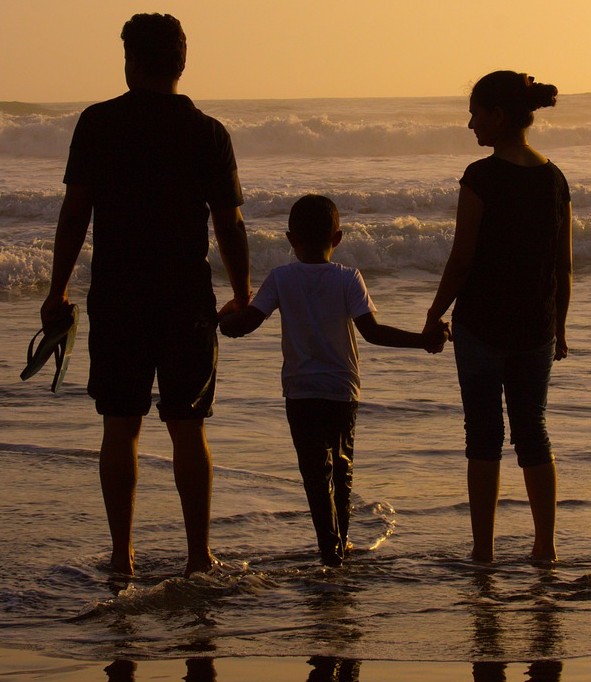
[20,304,79,393]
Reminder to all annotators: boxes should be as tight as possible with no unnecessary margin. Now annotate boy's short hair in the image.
[121,13,186,80]
[288,195,339,248]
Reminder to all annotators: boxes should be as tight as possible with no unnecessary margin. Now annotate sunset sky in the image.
[2,0,590,102]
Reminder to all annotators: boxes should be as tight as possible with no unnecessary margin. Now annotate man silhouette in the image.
[41,13,251,576]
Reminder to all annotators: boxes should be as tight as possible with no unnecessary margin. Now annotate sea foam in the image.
[3,99,591,159]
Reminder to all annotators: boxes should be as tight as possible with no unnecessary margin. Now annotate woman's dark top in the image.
[452,155,570,350]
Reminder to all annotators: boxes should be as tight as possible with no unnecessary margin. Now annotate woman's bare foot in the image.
[531,543,557,564]
[184,551,221,578]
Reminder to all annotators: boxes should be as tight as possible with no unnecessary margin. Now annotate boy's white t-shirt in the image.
[251,261,377,402]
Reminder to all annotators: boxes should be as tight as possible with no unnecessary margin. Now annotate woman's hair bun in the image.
[472,71,558,129]
[526,77,558,111]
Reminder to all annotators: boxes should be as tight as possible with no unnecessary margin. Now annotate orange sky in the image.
[2,0,590,102]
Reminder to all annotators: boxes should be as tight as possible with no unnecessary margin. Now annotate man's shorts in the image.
[88,309,217,421]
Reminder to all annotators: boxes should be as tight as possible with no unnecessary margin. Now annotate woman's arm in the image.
[424,184,483,331]
[554,201,573,360]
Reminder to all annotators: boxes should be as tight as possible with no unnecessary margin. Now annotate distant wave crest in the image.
[2,105,591,159]
[0,110,78,157]
[3,203,591,290]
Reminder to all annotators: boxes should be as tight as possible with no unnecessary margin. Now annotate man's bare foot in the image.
[184,551,221,578]
[471,549,494,564]
[110,548,135,576]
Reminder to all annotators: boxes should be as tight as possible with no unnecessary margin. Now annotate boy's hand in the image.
[218,298,242,320]
[423,320,451,354]
[218,306,266,338]
[218,313,245,337]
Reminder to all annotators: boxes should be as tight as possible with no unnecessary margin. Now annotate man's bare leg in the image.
[167,418,215,576]
[523,460,558,561]
[99,415,142,575]
[467,459,501,563]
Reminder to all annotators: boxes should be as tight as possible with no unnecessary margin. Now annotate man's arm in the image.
[41,184,92,326]
[211,206,252,315]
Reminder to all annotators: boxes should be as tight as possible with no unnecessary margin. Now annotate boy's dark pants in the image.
[285,398,358,565]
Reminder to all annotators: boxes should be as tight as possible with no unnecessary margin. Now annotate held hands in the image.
[218,297,265,338]
[217,297,248,337]
[422,318,451,354]
[217,292,253,321]
[218,311,244,337]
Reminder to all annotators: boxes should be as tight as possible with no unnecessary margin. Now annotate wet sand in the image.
[0,648,589,681]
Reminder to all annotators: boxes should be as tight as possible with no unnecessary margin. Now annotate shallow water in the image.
[2,283,590,665]
[1,96,590,669]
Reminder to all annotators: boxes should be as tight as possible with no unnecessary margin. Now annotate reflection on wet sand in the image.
[469,568,564,682]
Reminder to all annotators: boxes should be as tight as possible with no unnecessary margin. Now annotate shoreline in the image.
[0,649,589,681]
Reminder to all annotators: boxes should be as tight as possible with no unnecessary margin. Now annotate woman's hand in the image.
[554,332,568,361]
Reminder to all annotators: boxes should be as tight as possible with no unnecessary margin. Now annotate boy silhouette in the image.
[220,195,447,566]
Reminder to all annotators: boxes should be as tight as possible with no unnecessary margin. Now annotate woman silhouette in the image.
[424,71,572,562]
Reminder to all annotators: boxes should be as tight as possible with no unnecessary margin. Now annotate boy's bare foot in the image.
[321,550,343,568]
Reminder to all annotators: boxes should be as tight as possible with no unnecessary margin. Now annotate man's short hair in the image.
[121,13,186,80]
[288,195,340,248]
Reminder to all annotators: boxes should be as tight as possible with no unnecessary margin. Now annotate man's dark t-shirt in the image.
[64,89,244,322]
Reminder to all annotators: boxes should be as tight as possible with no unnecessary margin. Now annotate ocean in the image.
[1,95,590,677]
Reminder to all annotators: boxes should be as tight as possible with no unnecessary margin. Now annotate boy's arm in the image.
[219,305,266,338]
[354,312,449,351]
